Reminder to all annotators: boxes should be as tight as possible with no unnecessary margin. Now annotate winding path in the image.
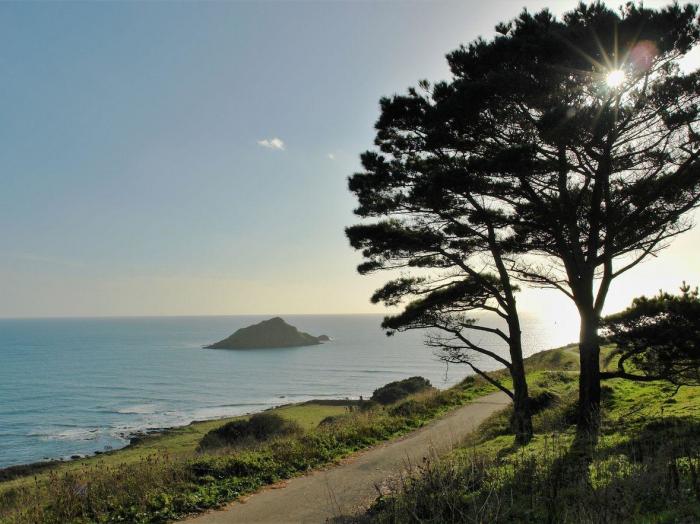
[184,391,510,524]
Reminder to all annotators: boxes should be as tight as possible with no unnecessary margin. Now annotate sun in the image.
[606,69,625,88]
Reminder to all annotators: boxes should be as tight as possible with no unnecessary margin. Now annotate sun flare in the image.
[606,69,625,88]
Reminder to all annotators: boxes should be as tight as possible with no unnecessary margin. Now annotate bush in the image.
[358,399,379,411]
[529,390,559,415]
[535,371,576,388]
[372,386,407,405]
[199,412,302,450]
[371,377,432,405]
[390,399,430,418]
[318,415,343,427]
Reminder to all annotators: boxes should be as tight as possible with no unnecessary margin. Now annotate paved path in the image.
[184,392,510,524]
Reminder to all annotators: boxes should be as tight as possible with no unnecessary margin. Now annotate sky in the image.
[1,0,698,322]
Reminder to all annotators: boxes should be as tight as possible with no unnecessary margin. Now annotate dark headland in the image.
[205,317,330,349]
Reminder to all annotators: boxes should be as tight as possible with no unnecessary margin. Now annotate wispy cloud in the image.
[327,153,335,160]
[257,137,285,150]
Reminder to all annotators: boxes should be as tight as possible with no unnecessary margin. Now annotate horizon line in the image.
[0,312,389,321]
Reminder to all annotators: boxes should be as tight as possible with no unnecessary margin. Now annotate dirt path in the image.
[183,391,510,524]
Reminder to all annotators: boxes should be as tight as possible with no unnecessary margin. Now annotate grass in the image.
[0,378,496,523]
[0,401,348,491]
[359,346,700,523]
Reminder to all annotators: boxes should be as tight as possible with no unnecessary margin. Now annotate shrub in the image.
[535,371,576,388]
[372,386,406,405]
[460,376,476,387]
[390,399,430,418]
[371,377,432,405]
[529,390,559,415]
[199,412,302,450]
[358,399,379,411]
[318,415,343,427]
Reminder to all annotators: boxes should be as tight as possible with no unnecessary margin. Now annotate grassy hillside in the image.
[0,401,349,490]
[361,346,700,523]
[0,377,495,523]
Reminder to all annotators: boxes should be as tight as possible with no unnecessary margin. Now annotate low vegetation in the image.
[198,412,302,450]
[359,348,700,523]
[370,376,433,405]
[0,402,347,488]
[0,376,494,523]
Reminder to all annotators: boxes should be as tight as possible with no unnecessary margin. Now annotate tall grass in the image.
[364,426,700,523]
[360,374,700,524]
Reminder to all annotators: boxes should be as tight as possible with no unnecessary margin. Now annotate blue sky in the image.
[1,1,698,318]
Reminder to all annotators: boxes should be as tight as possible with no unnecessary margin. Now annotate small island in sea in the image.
[205,317,330,349]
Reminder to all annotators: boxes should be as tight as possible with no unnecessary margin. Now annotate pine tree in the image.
[347,2,700,434]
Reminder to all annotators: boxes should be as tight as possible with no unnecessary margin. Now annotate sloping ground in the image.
[0,402,348,489]
[0,372,498,522]
[362,355,700,523]
[184,392,510,523]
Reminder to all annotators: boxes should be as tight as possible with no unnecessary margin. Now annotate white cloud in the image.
[327,153,335,160]
[257,137,285,150]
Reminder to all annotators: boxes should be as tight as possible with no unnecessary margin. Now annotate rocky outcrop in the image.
[205,317,330,349]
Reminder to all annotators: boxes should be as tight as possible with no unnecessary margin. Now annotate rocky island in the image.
[205,317,330,349]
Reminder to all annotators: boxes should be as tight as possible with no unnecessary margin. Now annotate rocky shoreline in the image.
[0,426,168,482]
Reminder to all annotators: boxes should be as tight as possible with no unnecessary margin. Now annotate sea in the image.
[0,314,577,468]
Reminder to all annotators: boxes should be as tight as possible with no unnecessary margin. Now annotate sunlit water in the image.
[0,314,577,468]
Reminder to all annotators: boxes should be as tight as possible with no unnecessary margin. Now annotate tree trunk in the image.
[508,321,533,444]
[577,309,601,435]
[511,375,533,445]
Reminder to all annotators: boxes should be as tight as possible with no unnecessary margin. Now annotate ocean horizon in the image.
[0,313,576,468]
